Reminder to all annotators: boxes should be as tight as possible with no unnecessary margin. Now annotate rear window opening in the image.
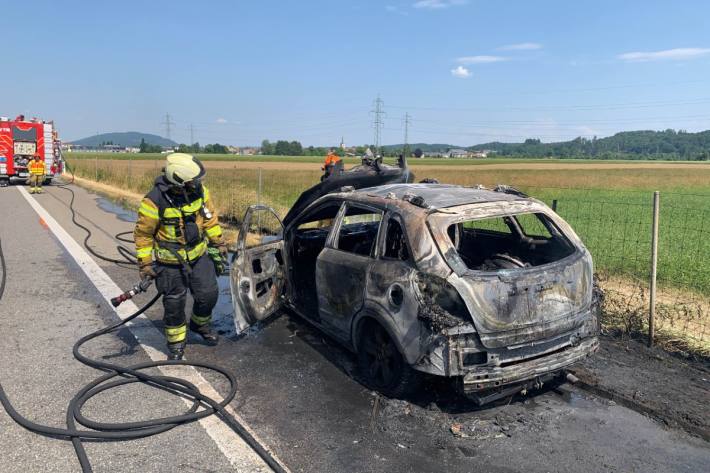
[447,212,576,271]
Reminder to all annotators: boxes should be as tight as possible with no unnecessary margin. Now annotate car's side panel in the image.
[362,259,424,366]
[316,248,371,338]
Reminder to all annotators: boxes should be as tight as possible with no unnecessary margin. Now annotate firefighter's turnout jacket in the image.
[134,176,223,266]
[28,159,45,175]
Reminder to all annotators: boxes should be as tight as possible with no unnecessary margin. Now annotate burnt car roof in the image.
[351,183,523,209]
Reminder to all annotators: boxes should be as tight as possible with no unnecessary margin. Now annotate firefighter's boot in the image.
[190,319,219,346]
[167,341,186,361]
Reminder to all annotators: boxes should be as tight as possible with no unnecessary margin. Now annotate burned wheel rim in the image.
[360,324,403,389]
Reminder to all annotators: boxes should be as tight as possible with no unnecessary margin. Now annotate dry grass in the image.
[598,272,710,357]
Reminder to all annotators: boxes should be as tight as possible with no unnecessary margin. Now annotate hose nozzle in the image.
[111,277,155,307]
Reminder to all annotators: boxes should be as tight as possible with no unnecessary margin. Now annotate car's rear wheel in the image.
[357,321,419,397]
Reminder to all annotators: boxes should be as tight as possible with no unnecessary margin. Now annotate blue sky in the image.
[2,0,710,146]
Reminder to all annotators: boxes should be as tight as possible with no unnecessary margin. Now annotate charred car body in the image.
[230,163,599,402]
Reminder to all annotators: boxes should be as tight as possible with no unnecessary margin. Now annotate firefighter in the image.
[321,149,342,181]
[134,153,228,360]
[27,154,45,194]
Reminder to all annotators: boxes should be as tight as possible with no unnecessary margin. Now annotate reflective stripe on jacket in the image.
[134,182,223,265]
[28,160,45,175]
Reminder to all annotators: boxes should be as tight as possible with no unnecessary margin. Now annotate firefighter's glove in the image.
[218,244,229,262]
[207,246,227,275]
[139,263,157,281]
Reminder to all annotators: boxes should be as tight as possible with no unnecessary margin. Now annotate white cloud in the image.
[498,42,543,51]
[457,55,508,64]
[451,65,471,78]
[216,118,228,123]
[618,48,710,62]
[413,0,467,10]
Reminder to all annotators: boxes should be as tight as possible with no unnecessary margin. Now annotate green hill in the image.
[469,129,710,160]
[70,132,177,148]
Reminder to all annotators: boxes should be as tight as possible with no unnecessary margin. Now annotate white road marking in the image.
[17,186,288,473]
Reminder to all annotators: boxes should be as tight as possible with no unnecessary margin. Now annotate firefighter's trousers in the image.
[155,252,218,345]
[28,174,44,192]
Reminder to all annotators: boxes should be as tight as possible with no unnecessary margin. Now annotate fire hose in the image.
[0,174,288,472]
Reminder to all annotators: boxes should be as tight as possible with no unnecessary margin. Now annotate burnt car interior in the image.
[383,218,410,261]
[448,212,576,271]
[290,202,342,313]
[336,205,382,257]
[289,202,384,314]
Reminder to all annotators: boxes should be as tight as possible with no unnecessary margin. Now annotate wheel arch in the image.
[351,304,418,365]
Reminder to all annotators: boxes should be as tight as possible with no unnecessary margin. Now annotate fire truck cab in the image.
[0,115,64,187]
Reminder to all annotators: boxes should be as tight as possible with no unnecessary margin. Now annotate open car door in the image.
[230,205,286,334]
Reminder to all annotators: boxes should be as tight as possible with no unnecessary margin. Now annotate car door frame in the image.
[315,201,385,340]
[229,204,287,334]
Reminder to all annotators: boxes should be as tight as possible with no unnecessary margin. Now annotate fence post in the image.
[648,191,660,347]
[551,199,558,212]
[257,168,263,229]
[257,168,262,205]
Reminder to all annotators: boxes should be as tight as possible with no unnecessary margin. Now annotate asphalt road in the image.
[1,182,708,473]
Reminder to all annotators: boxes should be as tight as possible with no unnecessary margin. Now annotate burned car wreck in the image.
[230,165,600,403]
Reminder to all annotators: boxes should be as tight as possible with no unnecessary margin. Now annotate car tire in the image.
[357,321,420,398]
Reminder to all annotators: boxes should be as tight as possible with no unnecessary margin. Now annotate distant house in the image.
[423,151,445,158]
[447,148,470,158]
[471,150,489,158]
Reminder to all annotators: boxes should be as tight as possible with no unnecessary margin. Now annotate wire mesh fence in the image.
[64,156,710,356]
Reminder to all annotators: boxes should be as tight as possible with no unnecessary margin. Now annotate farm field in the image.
[63,153,710,352]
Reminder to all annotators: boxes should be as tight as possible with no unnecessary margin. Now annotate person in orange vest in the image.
[321,149,342,181]
[27,154,45,194]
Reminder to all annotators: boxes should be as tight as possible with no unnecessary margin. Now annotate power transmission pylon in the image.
[370,95,385,157]
[161,113,175,140]
[403,113,411,157]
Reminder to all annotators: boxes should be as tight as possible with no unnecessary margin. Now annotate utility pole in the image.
[370,95,385,157]
[403,113,411,157]
[190,123,195,146]
[161,113,175,140]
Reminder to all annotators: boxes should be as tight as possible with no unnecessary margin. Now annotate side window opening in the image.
[383,218,410,261]
[290,202,343,312]
[243,208,283,250]
[450,212,575,271]
[337,206,382,257]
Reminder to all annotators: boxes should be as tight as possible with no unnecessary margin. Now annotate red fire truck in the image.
[0,115,64,187]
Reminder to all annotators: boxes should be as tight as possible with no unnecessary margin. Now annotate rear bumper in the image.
[461,336,598,392]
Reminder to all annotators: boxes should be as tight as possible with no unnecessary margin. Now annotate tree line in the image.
[139,139,230,154]
[470,130,710,161]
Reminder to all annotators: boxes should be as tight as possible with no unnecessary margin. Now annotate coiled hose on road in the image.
[0,174,288,472]
[54,164,138,269]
